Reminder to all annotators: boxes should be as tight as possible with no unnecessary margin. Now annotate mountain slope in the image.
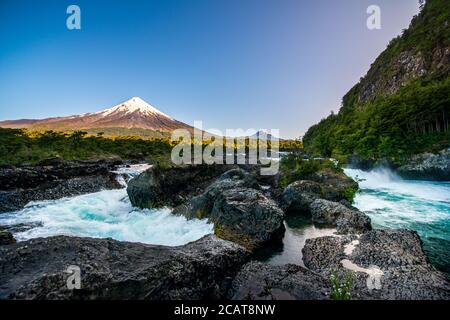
[0,97,192,136]
[303,0,450,162]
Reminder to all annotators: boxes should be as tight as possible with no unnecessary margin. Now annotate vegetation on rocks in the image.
[330,271,354,300]
[279,154,341,188]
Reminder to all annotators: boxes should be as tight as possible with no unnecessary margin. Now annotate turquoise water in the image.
[345,168,450,275]
[0,165,213,246]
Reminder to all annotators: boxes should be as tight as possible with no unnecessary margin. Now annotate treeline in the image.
[0,129,172,166]
[303,79,450,162]
[0,128,302,166]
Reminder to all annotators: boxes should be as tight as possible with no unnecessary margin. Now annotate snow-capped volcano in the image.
[0,97,192,134]
[94,97,174,120]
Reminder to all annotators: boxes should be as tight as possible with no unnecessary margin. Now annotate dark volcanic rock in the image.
[305,169,359,202]
[302,229,450,300]
[310,199,372,234]
[210,187,285,251]
[228,261,330,300]
[280,169,359,214]
[0,234,250,300]
[280,180,322,212]
[0,174,122,213]
[397,148,450,181]
[127,164,236,209]
[0,158,123,191]
[174,169,284,251]
[0,227,16,245]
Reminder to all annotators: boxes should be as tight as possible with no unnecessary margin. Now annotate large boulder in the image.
[397,148,450,181]
[280,169,359,214]
[211,187,285,251]
[280,180,322,212]
[302,229,450,300]
[227,261,330,300]
[309,199,372,234]
[127,164,235,209]
[0,227,16,245]
[0,234,250,300]
[174,169,285,251]
[306,169,359,203]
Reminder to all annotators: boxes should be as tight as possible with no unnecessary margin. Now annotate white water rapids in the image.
[0,164,213,246]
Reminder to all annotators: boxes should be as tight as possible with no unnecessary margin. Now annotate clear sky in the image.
[0,0,420,138]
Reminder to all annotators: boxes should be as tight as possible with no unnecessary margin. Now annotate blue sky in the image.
[0,0,419,138]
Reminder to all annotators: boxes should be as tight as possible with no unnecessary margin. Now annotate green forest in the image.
[0,128,301,166]
[303,79,449,162]
[303,0,450,163]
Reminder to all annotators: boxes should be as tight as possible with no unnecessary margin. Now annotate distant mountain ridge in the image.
[0,97,192,137]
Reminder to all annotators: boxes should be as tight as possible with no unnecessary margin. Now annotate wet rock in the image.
[0,227,16,245]
[305,169,359,203]
[302,229,450,300]
[397,148,450,181]
[0,234,250,300]
[228,261,330,300]
[174,169,284,251]
[280,169,359,214]
[280,180,322,213]
[0,174,122,213]
[0,158,123,191]
[310,199,371,234]
[127,164,236,209]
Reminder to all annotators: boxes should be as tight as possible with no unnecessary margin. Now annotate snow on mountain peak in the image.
[97,97,173,119]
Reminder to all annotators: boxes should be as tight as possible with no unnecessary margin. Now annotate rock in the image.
[0,227,16,245]
[228,261,330,300]
[211,187,285,251]
[0,174,122,213]
[280,169,359,214]
[0,158,123,191]
[306,169,359,203]
[127,164,236,209]
[397,148,450,181]
[174,168,260,219]
[0,234,250,300]
[310,199,372,234]
[280,180,322,213]
[302,229,450,300]
[174,169,284,251]
[0,222,43,233]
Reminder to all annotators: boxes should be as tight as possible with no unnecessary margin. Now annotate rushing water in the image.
[0,164,213,246]
[344,167,450,275]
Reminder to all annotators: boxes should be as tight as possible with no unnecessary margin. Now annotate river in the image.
[0,164,213,246]
[344,167,450,275]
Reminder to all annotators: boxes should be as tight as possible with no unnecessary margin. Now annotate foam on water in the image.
[344,167,450,274]
[0,164,213,246]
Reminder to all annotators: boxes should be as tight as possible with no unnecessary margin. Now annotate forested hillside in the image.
[303,0,450,163]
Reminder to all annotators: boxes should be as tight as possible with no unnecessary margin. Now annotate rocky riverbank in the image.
[397,148,450,181]
[124,164,449,299]
[1,162,449,300]
[0,234,249,299]
[346,148,450,181]
[0,158,126,213]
